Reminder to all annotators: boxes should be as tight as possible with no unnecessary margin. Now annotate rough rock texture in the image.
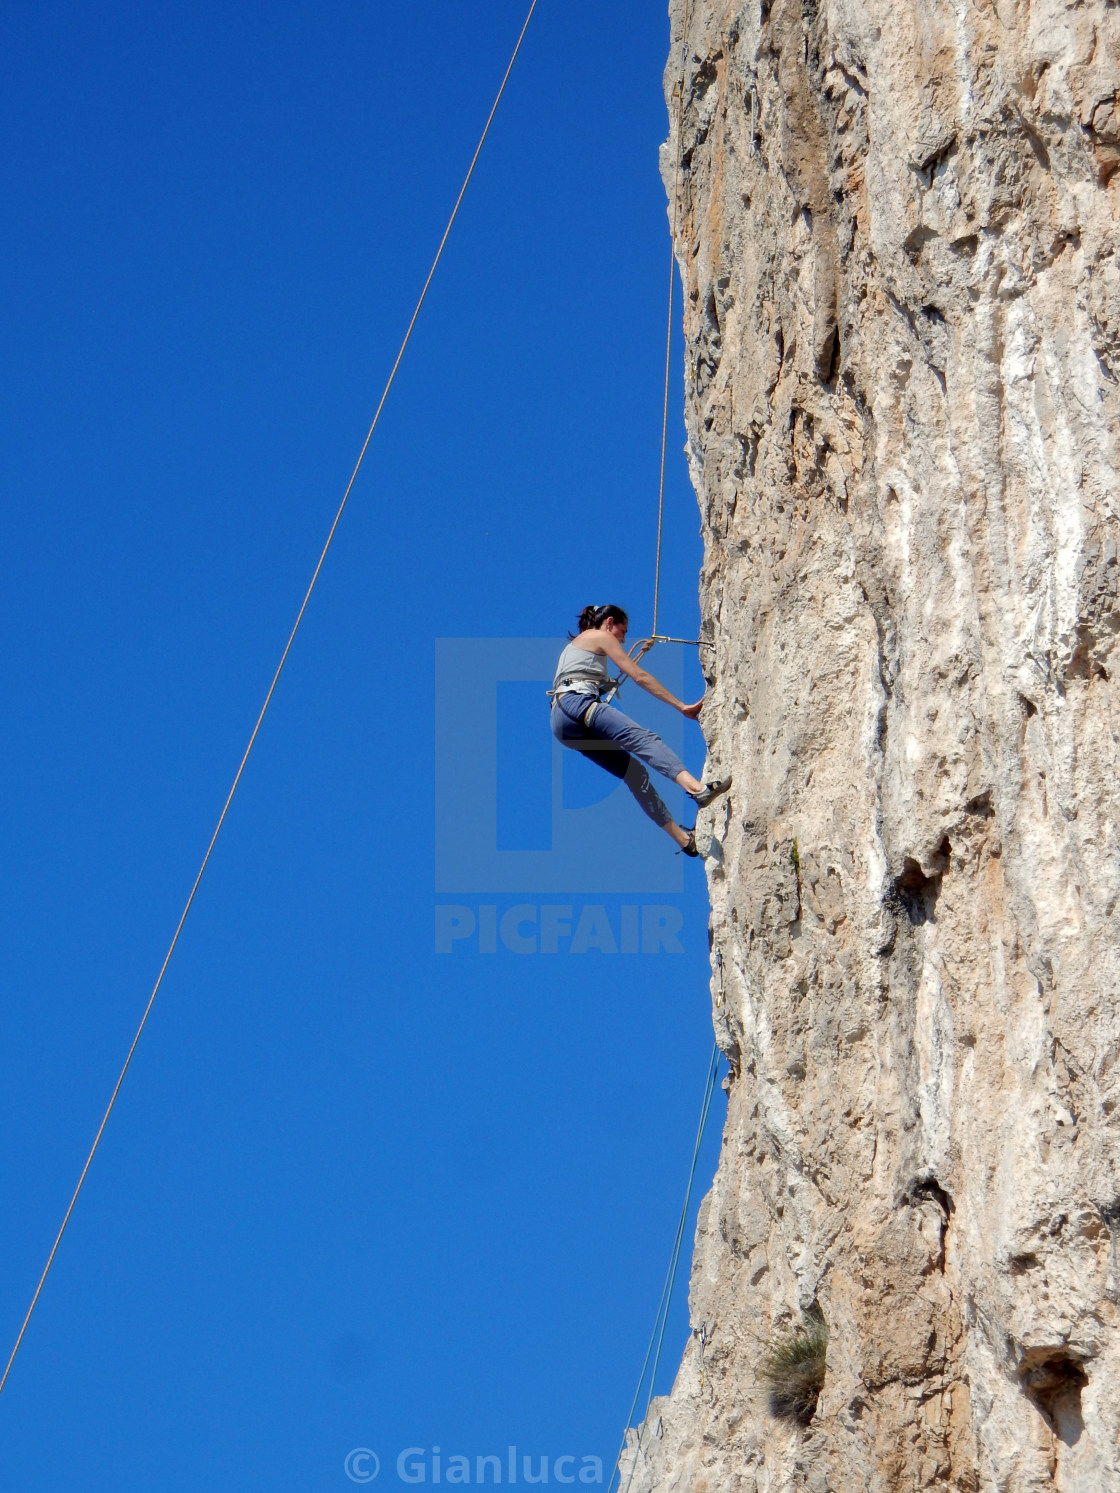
[625,1,1120,1488]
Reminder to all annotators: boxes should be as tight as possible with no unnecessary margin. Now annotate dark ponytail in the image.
[572,603,629,637]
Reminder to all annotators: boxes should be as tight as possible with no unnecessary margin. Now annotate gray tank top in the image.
[550,641,612,698]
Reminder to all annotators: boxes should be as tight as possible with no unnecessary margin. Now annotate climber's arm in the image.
[598,632,703,716]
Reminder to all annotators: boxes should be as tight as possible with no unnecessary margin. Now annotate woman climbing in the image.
[549,604,731,856]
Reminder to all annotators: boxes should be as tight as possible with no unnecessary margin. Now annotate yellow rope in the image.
[610,24,701,1483]
[652,0,693,640]
[0,0,539,1403]
[607,1041,720,1493]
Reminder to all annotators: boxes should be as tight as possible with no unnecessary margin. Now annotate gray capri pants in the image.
[550,692,687,829]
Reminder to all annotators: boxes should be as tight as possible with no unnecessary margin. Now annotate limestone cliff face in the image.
[627,1,1120,1488]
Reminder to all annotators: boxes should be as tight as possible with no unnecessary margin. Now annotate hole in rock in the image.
[894,838,950,924]
[705,287,721,337]
[909,1177,953,1216]
[1021,119,1051,171]
[1010,1252,1041,1275]
[965,788,994,818]
[903,1177,953,1270]
[1019,1350,1088,1442]
[823,325,841,384]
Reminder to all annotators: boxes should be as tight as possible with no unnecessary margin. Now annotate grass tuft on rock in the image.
[758,1312,828,1425]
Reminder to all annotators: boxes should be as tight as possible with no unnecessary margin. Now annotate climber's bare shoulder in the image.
[572,626,611,655]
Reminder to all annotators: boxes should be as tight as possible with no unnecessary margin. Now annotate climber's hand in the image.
[681,698,704,720]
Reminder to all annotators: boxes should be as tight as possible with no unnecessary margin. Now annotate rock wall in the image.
[626,1,1120,1488]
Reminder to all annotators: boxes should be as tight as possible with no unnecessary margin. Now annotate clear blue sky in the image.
[0,2,724,1487]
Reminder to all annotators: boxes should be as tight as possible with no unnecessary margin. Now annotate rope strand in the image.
[0,0,539,1403]
[606,29,710,1492]
[652,0,693,638]
[607,1041,720,1493]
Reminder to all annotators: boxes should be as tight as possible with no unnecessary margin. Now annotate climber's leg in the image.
[574,702,730,805]
[575,701,689,784]
[551,699,691,847]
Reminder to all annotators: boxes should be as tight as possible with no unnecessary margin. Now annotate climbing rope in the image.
[606,1040,721,1493]
[0,0,539,1403]
[606,8,721,1441]
[612,2,704,703]
[607,19,723,1438]
[601,633,712,706]
[652,0,694,640]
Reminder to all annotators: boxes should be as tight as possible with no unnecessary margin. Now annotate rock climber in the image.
[549,603,731,856]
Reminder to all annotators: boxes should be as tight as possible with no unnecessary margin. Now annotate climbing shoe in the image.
[691,775,732,809]
[680,829,701,857]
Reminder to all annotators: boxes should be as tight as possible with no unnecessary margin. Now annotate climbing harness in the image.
[0,0,540,1403]
[550,633,710,713]
[547,640,622,704]
[607,1040,721,1493]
